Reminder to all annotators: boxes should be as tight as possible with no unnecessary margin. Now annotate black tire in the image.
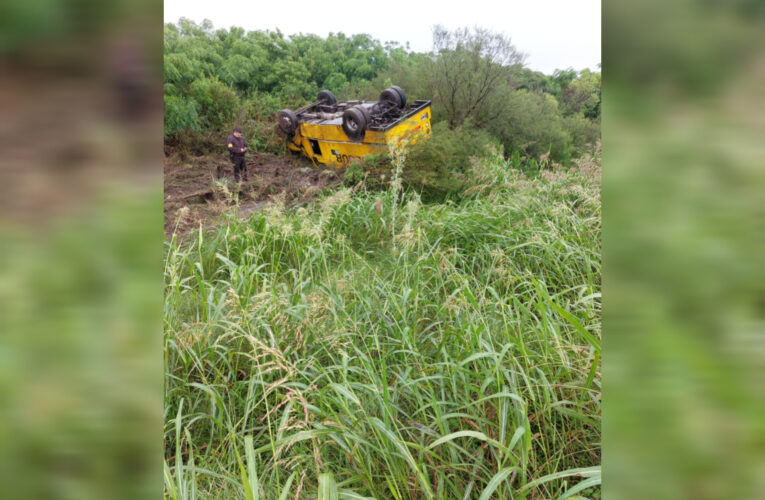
[317,89,337,106]
[379,87,404,109]
[356,104,371,122]
[342,106,368,141]
[390,85,406,108]
[277,109,298,135]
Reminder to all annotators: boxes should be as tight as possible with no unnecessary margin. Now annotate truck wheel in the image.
[390,85,406,108]
[342,106,367,141]
[380,87,404,109]
[317,89,337,106]
[277,109,299,136]
[356,104,371,122]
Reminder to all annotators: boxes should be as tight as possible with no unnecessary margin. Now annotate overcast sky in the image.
[164,0,600,75]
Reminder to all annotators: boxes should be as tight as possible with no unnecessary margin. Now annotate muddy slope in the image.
[164,152,344,237]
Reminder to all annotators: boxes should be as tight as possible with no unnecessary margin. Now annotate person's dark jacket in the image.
[226,134,247,158]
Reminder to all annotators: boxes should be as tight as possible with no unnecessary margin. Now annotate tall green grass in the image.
[164,150,601,498]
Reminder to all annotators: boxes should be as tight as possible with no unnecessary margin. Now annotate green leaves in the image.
[244,435,261,500]
[163,19,599,165]
[164,95,200,138]
[517,466,601,499]
[189,77,240,130]
[544,290,601,352]
[428,430,506,452]
[478,467,519,500]
[318,473,339,500]
[163,155,601,498]
[371,418,435,499]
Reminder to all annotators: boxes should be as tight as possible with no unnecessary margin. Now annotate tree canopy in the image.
[164,19,600,162]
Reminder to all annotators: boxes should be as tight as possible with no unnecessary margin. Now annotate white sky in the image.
[164,0,601,75]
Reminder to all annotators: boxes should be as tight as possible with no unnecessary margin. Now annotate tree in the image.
[161,19,600,163]
[560,69,601,118]
[498,90,571,161]
[429,26,525,128]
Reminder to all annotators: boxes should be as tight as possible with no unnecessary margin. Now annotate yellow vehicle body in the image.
[287,100,432,167]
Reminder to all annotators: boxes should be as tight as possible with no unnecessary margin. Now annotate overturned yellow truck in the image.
[276,86,432,167]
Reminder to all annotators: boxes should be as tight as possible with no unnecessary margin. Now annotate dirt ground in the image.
[164,151,345,237]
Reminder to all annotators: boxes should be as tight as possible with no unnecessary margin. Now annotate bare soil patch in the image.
[164,151,344,237]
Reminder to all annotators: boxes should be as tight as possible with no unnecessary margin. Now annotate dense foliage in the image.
[164,19,600,163]
[163,18,602,499]
[165,150,602,498]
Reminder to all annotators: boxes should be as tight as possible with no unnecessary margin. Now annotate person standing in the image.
[226,127,248,182]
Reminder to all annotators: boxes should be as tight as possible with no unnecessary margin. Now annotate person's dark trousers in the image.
[233,155,247,181]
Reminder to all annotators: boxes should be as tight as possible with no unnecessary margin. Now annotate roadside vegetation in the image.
[164,146,601,498]
[164,20,600,166]
[164,18,601,499]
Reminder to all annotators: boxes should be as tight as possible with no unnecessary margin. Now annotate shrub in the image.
[402,122,495,199]
[244,92,282,122]
[344,161,364,186]
[494,90,571,163]
[323,72,349,93]
[238,93,284,153]
[163,95,200,139]
[164,53,197,86]
[188,77,240,130]
[563,113,601,155]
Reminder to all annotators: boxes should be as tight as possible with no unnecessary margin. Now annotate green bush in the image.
[238,93,284,153]
[344,161,365,186]
[164,53,198,86]
[163,95,200,139]
[563,113,601,155]
[244,92,282,121]
[188,77,240,130]
[493,89,571,163]
[402,122,495,199]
